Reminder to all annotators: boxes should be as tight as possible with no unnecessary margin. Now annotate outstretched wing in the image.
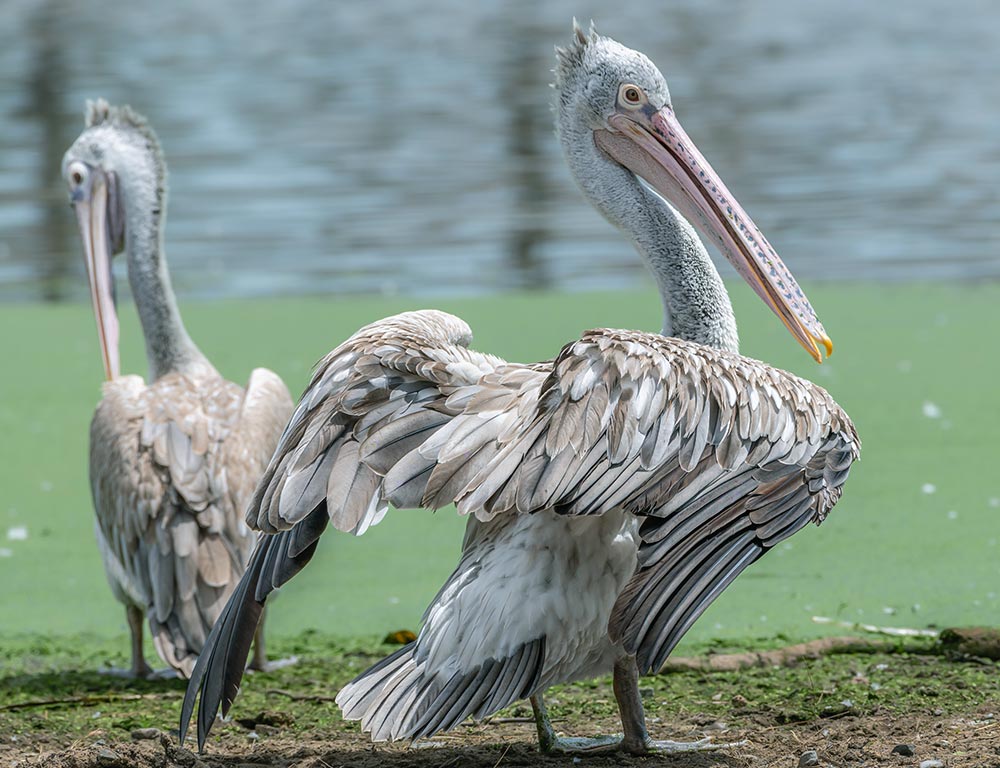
[181,309,511,747]
[182,318,860,745]
[412,328,859,674]
[327,327,859,741]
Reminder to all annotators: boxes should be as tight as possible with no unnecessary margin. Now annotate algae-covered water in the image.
[1,283,997,653]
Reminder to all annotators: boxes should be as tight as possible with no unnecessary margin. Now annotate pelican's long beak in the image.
[72,173,120,380]
[596,107,832,363]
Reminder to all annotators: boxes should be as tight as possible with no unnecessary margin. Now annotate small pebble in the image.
[798,750,819,767]
[131,727,161,740]
[891,744,915,757]
[96,748,121,766]
[731,694,750,708]
[919,761,943,768]
[820,699,856,717]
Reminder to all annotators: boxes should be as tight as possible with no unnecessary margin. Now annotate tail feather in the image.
[179,506,327,749]
[335,637,545,743]
[336,644,413,719]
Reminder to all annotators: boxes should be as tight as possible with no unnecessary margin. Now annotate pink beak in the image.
[73,172,120,380]
[596,106,832,363]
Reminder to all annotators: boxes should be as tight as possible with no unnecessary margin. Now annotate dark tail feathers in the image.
[179,502,327,749]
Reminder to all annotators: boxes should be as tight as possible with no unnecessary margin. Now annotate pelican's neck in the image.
[123,180,212,381]
[569,138,739,351]
[626,182,739,352]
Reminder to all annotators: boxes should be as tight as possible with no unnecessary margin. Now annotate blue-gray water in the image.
[1,0,998,303]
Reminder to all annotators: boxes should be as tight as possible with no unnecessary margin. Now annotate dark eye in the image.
[67,161,88,188]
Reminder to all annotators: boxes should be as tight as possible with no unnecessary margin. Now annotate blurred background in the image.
[2,0,999,303]
[1,0,998,650]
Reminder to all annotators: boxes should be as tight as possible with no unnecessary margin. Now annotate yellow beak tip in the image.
[805,333,833,364]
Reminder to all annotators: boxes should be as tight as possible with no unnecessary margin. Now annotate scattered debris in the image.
[922,402,942,419]
[660,637,914,673]
[939,627,1000,660]
[0,691,180,712]
[267,688,338,703]
[821,699,856,718]
[812,616,939,638]
[919,761,944,768]
[234,709,296,730]
[5,525,27,541]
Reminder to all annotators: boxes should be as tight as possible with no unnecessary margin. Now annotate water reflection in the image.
[25,0,75,301]
[0,0,998,303]
[499,5,552,292]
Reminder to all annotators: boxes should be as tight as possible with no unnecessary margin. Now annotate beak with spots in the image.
[595,93,832,363]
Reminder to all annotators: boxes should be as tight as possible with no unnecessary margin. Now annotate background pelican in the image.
[63,100,293,677]
[182,25,859,751]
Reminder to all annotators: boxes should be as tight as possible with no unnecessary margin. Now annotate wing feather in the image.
[182,317,860,745]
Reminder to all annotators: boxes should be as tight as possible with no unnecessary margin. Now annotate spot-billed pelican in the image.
[63,101,293,678]
[182,25,859,752]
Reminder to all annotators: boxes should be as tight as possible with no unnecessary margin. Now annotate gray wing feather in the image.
[182,310,505,747]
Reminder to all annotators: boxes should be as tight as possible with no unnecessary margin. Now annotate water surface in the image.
[1,0,998,302]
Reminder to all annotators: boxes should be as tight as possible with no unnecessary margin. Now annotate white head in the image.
[62,100,167,380]
[554,23,832,363]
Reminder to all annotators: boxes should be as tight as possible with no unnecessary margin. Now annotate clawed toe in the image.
[543,735,623,754]
[246,655,298,673]
[642,736,748,754]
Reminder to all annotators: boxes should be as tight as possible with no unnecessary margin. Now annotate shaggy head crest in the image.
[77,98,167,197]
[85,99,162,152]
[554,19,599,90]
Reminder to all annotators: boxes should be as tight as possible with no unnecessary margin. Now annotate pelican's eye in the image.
[67,161,89,188]
[619,84,645,108]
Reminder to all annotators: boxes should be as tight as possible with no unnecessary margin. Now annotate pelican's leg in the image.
[248,606,267,671]
[530,693,621,754]
[126,604,153,679]
[246,606,297,673]
[613,655,744,755]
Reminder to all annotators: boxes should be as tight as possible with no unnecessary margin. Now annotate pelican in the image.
[63,100,293,678]
[182,25,859,752]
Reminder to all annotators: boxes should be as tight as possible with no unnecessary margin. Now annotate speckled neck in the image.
[122,166,212,381]
[561,126,739,352]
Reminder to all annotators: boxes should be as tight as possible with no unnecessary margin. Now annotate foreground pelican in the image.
[182,26,859,751]
[63,101,293,677]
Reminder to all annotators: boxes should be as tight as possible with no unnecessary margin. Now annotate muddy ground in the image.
[3,634,1000,767]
